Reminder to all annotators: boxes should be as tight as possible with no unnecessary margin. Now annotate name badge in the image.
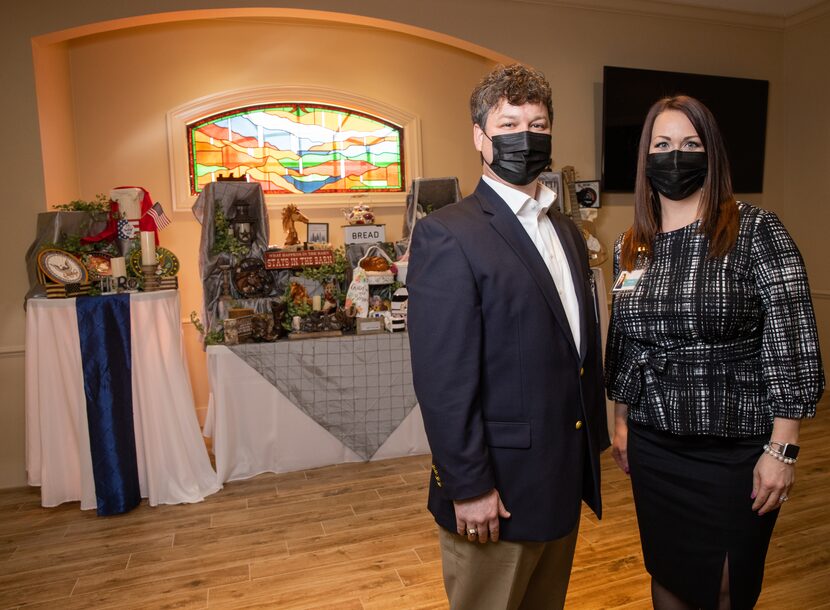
[612,269,645,293]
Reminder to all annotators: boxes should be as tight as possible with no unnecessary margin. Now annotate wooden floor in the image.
[2,399,828,609]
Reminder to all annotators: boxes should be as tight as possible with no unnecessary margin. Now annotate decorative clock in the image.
[37,248,89,285]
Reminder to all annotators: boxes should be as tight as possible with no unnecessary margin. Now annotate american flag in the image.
[146,202,171,230]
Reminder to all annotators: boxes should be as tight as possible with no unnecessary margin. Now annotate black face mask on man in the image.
[484,131,551,186]
[645,150,708,201]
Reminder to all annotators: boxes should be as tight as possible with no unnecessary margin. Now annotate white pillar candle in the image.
[110,256,127,278]
[312,295,322,311]
[140,231,156,266]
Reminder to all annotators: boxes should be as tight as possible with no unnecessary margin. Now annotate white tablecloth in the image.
[25,291,220,509]
[204,345,431,483]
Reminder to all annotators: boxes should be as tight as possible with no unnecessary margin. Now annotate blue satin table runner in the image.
[75,294,141,516]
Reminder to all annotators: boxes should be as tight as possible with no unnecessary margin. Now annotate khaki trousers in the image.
[437,521,580,610]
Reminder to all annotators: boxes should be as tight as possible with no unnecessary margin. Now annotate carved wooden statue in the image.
[282,204,309,246]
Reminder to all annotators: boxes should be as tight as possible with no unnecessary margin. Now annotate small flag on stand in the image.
[147,202,171,230]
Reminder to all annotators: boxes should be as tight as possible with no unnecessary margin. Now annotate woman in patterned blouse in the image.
[605,95,824,610]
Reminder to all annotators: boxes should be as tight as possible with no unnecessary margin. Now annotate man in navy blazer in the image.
[407,64,609,609]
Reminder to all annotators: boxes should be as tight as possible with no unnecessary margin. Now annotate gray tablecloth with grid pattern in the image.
[228,333,417,459]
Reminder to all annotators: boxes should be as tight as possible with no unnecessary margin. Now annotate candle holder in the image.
[218,263,232,299]
[142,263,161,292]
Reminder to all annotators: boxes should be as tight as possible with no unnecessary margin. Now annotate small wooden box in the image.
[355,317,386,335]
[228,308,255,319]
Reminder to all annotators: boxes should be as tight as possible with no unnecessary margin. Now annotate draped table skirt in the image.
[25,291,220,511]
[204,341,431,483]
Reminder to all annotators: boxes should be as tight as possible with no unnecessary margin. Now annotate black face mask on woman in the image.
[645,150,708,201]
[484,131,552,186]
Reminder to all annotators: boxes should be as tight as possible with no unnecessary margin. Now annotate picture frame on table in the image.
[537,171,564,214]
[307,222,329,245]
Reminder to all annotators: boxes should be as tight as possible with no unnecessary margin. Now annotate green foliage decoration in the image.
[282,284,313,331]
[53,193,110,213]
[190,311,224,345]
[372,281,402,303]
[297,246,349,284]
[211,208,249,258]
[40,235,120,260]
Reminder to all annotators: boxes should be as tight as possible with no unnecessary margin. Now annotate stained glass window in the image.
[187,104,404,195]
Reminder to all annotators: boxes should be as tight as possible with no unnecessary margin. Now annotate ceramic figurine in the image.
[282,204,309,246]
[342,203,375,225]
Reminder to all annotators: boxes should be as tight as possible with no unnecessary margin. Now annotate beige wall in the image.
[63,18,497,426]
[782,11,830,357]
[2,0,827,487]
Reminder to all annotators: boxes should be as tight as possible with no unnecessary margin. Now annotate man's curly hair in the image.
[470,64,554,128]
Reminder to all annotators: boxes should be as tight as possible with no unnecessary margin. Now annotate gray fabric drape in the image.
[24,211,109,303]
[192,182,270,334]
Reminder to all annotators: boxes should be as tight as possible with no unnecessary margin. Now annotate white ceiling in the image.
[650,0,826,17]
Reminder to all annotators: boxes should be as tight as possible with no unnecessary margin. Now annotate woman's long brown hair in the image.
[619,95,739,271]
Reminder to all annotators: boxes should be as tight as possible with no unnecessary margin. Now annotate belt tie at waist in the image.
[613,344,670,407]
[613,337,761,413]
[635,348,669,420]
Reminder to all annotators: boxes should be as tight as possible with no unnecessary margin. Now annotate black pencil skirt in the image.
[627,421,779,610]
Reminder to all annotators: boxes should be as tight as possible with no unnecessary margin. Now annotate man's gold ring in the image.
[467,528,477,535]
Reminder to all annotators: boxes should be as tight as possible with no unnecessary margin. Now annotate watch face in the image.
[38,249,88,285]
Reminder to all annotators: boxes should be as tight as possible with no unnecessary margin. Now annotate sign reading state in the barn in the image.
[264,250,335,269]
[343,224,386,244]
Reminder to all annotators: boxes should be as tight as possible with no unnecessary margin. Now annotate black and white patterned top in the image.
[605,202,824,437]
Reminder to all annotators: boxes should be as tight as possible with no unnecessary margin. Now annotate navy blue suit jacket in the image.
[407,179,609,542]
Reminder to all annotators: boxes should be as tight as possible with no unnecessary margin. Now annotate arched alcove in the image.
[32,8,514,207]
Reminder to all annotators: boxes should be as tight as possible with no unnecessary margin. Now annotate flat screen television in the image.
[601,66,769,193]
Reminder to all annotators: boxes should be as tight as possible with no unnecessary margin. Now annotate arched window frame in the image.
[167,85,422,211]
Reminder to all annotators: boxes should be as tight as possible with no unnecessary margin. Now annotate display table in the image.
[25,291,220,511]
[204,334,431,483]
[204,271,610,484]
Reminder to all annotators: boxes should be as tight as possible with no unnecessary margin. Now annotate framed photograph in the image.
[537,171,564,213]
[307,222,329,245]
[575,180,601,208]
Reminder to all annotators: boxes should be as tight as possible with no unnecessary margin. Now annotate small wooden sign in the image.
[343,224,386,244]
[356,317,386,335]
[288,330,343,340]
[263,249,335,270]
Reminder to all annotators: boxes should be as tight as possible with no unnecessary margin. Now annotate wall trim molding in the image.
[511,0,830,31]
[509,0,783,31]
[812,290,830,300]
[786,1,830,27]
[0,346,25,358]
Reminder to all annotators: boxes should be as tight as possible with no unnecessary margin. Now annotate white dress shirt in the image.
[482,176,581,352]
